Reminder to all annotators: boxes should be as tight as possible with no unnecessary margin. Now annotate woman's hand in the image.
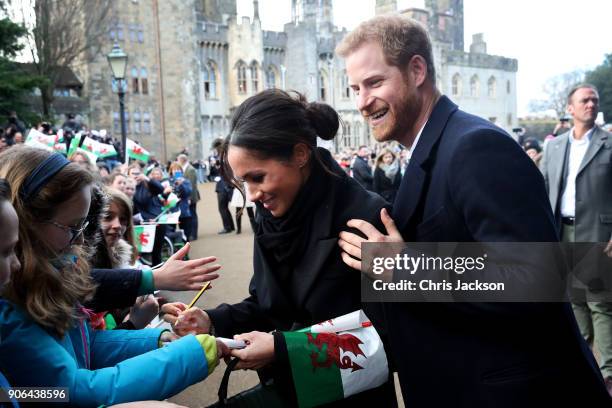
[230,331,275,370]
[161,303,212,336]
[152,243,221,291]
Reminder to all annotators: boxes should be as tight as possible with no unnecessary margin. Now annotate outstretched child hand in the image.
[128,295,159,329]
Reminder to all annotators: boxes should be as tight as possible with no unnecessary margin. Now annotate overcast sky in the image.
[236,0,612,117]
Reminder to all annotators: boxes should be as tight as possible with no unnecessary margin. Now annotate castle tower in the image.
[201,0,237,23]
[425,0,463,51]
[317,0,334,38]
[292,0,330,25]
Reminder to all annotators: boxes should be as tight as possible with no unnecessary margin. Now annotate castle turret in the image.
[253,0,260,21]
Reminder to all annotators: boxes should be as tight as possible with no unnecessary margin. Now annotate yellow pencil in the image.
[186,281,211,309]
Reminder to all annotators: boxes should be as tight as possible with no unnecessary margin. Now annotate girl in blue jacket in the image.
[0,147,226,407]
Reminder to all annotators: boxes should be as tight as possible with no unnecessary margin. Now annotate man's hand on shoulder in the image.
[338,208,403,271]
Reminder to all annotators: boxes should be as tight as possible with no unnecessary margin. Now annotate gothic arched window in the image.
[487,76,496,98]
[237,62,247,94]
[470,75,480,97]
[319,70,327,101]
[342,71,350,99]
[266,65,278,89]
[250,62,259,93]
[203,61,218,99]
[452,73,461,97]
[343,123,351,147]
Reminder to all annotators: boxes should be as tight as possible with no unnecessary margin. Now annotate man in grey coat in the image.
[540,83,612,395]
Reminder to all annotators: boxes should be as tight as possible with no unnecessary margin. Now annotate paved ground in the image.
[165,183,403,407]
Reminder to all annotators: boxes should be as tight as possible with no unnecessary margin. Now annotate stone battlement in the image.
[445,50,518,72]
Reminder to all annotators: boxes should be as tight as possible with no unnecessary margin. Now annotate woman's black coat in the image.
[206,169,396,407]
[206,174,389,334]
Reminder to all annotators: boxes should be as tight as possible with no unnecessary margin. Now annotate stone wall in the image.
[156,0,201,160]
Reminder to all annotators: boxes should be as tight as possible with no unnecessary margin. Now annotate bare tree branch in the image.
[537,70,585,118]
[9,0,113,117]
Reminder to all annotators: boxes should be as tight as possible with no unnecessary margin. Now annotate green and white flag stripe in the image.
[162,192,179,210]
[67,133,83,157]
[156,210,180,224]
[127,138,150,162]
[283,310,388,408]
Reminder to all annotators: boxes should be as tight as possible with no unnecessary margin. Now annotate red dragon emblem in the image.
[307,332,366,372]
[138,232,150,245]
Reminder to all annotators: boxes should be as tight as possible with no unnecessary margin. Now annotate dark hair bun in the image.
[306,102,339,141]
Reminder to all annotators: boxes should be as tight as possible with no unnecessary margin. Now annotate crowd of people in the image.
[1,12,612,408]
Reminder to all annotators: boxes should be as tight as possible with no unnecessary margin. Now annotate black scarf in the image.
[255,148,339,281]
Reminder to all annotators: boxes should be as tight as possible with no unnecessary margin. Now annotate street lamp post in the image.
[107,44,128,163]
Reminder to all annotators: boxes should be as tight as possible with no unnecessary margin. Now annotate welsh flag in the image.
[127,139,150,162]
[156,210,180,224]
[25,138,54,152]
[161,193,179,210]
[133,224,156,253]
[283,310,388,407]
[25,128,59,147]
[81,136,117,159]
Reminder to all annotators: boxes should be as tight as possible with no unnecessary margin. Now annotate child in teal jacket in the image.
[0,148,225,407]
